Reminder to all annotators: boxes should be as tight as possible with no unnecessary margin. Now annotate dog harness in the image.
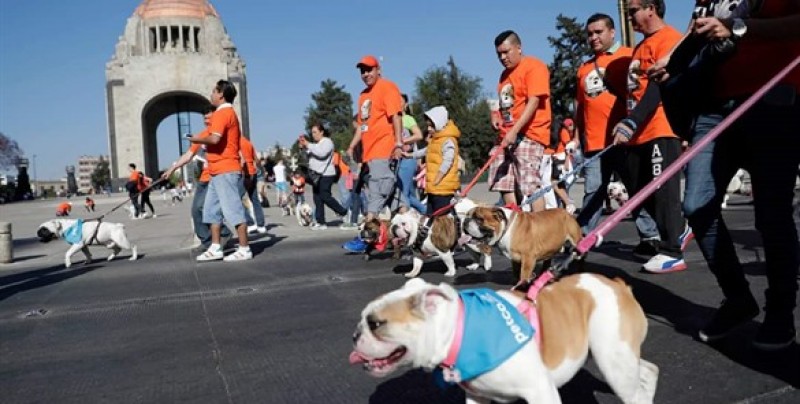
[438,289,534,384]
[63,219,84,245]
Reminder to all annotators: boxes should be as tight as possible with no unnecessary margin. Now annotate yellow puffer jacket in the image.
[426,120,461,195]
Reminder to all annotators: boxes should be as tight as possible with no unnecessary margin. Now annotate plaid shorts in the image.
[488,139,544,196]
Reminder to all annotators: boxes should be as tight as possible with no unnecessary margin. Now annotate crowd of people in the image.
[112,0,797,351]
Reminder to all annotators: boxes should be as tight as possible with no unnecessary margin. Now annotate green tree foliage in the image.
[304,79,354,152]
[0,132,24,171]
[91,158,111,191]
[547,14,592,123]
[411,57,494,172]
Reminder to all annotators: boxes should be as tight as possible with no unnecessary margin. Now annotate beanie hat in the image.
[424,106,449,132]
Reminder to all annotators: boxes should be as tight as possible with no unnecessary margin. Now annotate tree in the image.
[91,158,111,191]
[547,14,592,123]
[304,79,354,152]
[0,132,24,171]
[412,56,495,172]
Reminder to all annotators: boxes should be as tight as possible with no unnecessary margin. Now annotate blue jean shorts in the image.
[203,171,246,227]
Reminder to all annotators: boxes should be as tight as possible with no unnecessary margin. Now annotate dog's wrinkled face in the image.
[464,206,507,244]
[607,181,628,205]
[37,220,61,243]
[360,218,383,244]
[350,278,456,377]
[297,203,313,226]
[389,210,421,246]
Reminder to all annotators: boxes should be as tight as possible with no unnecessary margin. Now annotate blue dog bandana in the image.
[63,219,84,245]
[437,288,534,384]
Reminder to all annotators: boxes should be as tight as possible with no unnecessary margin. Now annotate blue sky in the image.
[0,0,693,180]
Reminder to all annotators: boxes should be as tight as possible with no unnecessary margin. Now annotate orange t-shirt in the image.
[576,45,632,152]
[240,136,256,176]
[544,127,573,155]
[128,170,142,183]
[715,1,800,98]
[625,26,682,145]
[357,78,403,162]
[57,202,71,214]
[497,56,552,146]
[189,132,211,183]
[333,152,351,176]
[205,105,241,175]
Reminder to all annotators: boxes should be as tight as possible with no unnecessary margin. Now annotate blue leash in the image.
[519,144,615,207]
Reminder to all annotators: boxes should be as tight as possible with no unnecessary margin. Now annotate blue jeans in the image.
[192,181,231,247]
[578,149,659,239]
[244,173,266,227]
[683,97,799,313]
[397,158,426,213]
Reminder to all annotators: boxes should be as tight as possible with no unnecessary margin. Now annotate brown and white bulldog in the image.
[390,198,492,278]
[349,276,658,404]
[463,206,582,285]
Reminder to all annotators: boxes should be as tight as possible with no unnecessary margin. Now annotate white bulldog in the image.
[389,199,492,279]
[296,202,313,226]
[722,169,751,209]
[607,181,629,208]
[37,218,138,268]
[350,277,658,404]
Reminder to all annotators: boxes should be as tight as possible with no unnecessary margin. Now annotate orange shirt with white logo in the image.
[357,78,403,162]
[625,26,682,145]
[715,1,800,98]
[576,45,632,152]
[205,105,242,175]
[497,56,552,146]
[240,136,257,176]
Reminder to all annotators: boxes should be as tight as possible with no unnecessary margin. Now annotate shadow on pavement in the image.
[6,254,47,263]
[0,263,104,301]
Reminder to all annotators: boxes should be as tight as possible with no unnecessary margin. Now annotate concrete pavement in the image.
[0,184,797,403]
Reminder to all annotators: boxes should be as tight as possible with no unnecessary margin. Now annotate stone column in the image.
[0,222,12,264]
[156,25,161,52]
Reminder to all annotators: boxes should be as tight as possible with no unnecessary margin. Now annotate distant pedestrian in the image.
[84,197,95,212]
[300,123,348,230]
[56,201,72,217]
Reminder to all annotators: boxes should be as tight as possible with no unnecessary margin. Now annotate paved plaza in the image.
[0,183,798,403]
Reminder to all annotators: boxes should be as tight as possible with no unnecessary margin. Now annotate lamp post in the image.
[32,154,37,197]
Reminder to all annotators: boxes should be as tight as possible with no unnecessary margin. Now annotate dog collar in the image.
[441,296,465,369]
[514,270,554,347]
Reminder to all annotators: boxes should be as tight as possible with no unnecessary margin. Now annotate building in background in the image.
[77,155,109,193]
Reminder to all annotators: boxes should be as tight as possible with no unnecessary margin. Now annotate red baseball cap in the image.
[356,55,379,69]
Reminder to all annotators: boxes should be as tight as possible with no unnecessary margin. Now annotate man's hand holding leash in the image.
[611,118,637,145]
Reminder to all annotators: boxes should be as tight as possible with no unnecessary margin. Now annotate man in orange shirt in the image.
[164,80,251,262]
[347,55,404,223]
[126,163,144,219]
[611,0,687,273]
[575,13,661,251]
[489,30,551,212]
[651,0,800,350]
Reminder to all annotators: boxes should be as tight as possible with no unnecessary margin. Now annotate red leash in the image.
[577,55,800,254]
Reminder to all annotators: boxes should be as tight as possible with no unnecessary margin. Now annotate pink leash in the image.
[577,55,800,255]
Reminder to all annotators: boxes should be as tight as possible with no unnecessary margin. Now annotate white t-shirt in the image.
[273,163,287,184]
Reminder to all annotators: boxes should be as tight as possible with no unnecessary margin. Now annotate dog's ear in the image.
[410,286,452,317]
[492,207,507,223]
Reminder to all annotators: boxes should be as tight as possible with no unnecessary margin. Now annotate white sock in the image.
[209,243,221,252]
[239,245,251,252]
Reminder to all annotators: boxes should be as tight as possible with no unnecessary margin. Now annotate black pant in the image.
[622,137,684,255]
[427,194,454,216]
[141,191,155,214]
[129,192,141,216]
[313,175,347,224]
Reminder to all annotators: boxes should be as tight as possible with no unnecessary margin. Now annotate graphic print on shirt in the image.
[498,83,515,127]
[651,144,663,176]
[360,99,372,133]
[584,67,606,98]
[626,59,643,111]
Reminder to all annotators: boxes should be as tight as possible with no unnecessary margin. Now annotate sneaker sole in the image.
[680,232,695,252]
[642,263,688,274]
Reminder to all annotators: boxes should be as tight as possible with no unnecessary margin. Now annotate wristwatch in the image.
[731,18,747,40]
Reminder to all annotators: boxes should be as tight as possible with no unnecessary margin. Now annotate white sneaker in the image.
[256,226,267,234]
[196,247,224,262]
[247,225,258,233]
[310,223,328,230]
[223,247,253,262]
[642,254,687,273]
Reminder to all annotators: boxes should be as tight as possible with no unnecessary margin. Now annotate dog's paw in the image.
[83,259,93,266]
[444,270,457,277]
[465,263,481,271]
[404,272,418,278]
[65,261,72,268]
[107,255,116,261]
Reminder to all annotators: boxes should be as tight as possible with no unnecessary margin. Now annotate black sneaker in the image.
[633,239,660,257]
[753,312,797,351]
[698,297,759,342]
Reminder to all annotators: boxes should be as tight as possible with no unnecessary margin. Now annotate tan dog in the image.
[463,206,582,284]
[350,276,658,403]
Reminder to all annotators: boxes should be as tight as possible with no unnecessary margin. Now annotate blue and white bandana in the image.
[63,219,84,245]
[438,288,534,384]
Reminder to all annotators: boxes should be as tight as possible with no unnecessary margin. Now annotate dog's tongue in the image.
[349,351,367,365]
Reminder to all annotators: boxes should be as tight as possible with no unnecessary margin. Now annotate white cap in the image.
[424,106,448,131]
